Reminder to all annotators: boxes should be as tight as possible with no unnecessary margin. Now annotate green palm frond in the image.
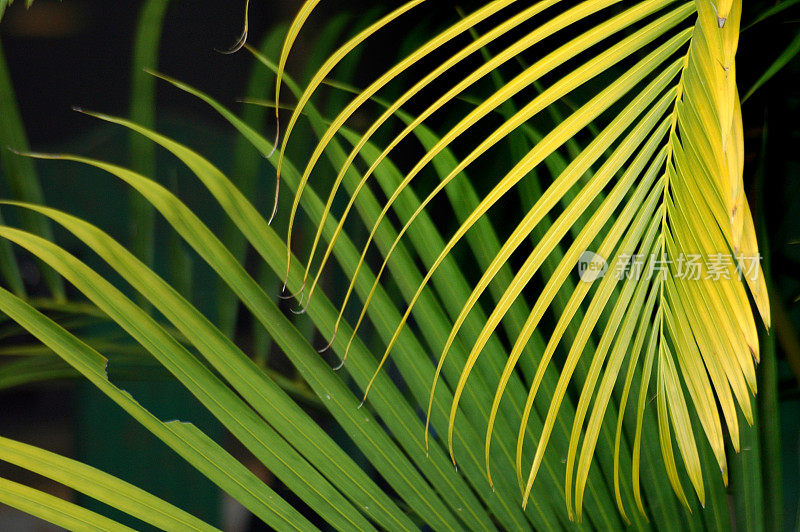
[0,1,782,529]
[276,0,770,519]
[0,434,219,531]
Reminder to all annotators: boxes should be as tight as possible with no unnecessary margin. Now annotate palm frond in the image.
[0,435,219,531]
[278,0,770,518]
[0,285,309,529]
[4,199,414,531]
[0,475,136,532]
[0,0,781,527]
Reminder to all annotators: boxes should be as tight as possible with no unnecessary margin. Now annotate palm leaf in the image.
[0,476,135,532]
[0,0,780,527]
[2,199,415,532]
[277,0,770,519]
[0,286,312,530]
[0,435,218,531]
[0,223,373,528]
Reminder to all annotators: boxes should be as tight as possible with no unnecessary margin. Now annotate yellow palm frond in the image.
[277,0,769,519]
